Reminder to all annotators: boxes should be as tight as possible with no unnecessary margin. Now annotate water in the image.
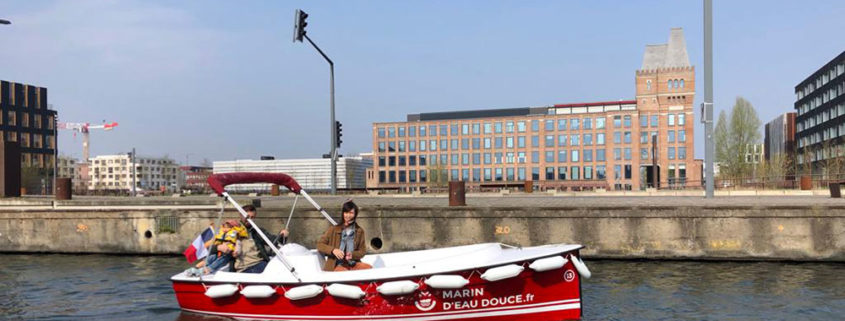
[1,255,843,321]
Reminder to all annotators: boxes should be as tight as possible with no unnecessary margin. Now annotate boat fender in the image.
[570,255,592,279]
[529,256,567,272]
[240,285,276,299]
[284,284,324,300]
[326,283,366,300]
[204,284,239,299]
[481,264,524,282]
[424,275,469,289]
[377,280,419,296]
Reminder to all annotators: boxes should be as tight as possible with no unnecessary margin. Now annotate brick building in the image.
[179,166,212,193]
[367,28,701,191]
[0,80,58,172]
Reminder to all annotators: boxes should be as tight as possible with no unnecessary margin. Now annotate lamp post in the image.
[703,0,715,198]
[293,9,338,194]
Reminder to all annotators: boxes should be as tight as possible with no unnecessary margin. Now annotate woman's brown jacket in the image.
[316,224,367,271]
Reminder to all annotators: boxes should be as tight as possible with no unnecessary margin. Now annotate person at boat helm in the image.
[231,204,289,273]
[317,200,372,271]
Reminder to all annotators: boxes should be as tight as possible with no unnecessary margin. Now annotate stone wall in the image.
[1,202,843,261]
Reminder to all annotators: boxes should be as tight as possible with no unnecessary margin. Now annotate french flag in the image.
[183,227,215,263]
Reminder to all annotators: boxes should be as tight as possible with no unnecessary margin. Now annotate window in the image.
[596,166,606,179]
[409,141,416,152]
[495,137,503,149]
[669,114,675,126]
[545,120,554,131]
[461,124,469,135]
[377,128,385,138]
[640,132,648,144]
[430,140,438,151]
[624,148,631,160]
[570,167,580,180]
[546,167,555,180]
[596,149,606,161]
[530,120,539,132]
[461,138,469,150]
[596,117,605,129]
[613,132,621,144]
[532,151,540,163]
[399,141,406,152]
[462,153,469,165]
[506,121,514,133]
[495,122,503,133]
[558,135,567,147]
[545,135,554,147]
[571,150,580,162]
[571,119,580,130]
[584,150,593,162]
[613,116,621,128]
[558,150,567,162]
[624,132,631,144]
[483,138,491,149]
[484,168,492,181]
[484,153,492,164]
[584,118,592,129]
[409,126,416,137]
[558,119,567,130]
[641,148,648,160]
[646,80,652,91]
[680,79,685,88]
[496,168,504,181]
[623,116,631,128]
[440,125,447,136]
[506,137,514,148]
[398,127,405,137]
[522,136,530,148]
[651,115,658,127]
[597,133,605,145]
[518,121,527,133]
[668,130,675,143]
[451,154,459,165]
[472,123,480,134]
[679,130,686,142]
[558,167,568,180]
[440,139,447,151]
[472,138,480,149]
[640,115,648,127]
[388,127,395,137]
[584,166,593,180]
[378,142,386,152]
[420,140,427,151]
[678,114,685,125]
[678,147,686,160]
[667,80,672,89]
[451,124,459,135]
[451,139,458,150]
[532,167,540,180]
[614,148,621,160]
[420,126,427,137]
[571,134,580,146]
[668,147,676,160]
[545,151,554,162]
[584,134,592,146]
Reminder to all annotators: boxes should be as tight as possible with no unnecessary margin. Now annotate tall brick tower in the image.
[635,28,699,189]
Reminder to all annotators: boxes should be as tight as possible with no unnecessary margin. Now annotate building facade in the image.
[764,112,796,162]
[88,154,180,192]
[795,51,845,171]
[367,28,700,191]
[0,80,58,172]
[179,166,212,193]
[213,157,373,192]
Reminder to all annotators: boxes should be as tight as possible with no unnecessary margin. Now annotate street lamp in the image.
[293,9,338,194]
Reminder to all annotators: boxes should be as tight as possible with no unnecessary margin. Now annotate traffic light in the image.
[335,121,342,148]
[293,9,308,42]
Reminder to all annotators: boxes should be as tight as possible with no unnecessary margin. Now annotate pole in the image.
[303,34,337,194]
[131,148,137,197]
[704,0,715,198]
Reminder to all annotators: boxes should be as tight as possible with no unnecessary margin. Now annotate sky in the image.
[1,1,843,164]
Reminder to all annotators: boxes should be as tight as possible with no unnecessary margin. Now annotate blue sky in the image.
[1,1,843,163]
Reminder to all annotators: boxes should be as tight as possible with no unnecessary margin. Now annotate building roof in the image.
[641,28,690,70]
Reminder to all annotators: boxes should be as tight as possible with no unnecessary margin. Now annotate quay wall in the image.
[1,198,844,261]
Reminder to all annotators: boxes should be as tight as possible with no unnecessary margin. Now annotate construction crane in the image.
[57,121,118,162]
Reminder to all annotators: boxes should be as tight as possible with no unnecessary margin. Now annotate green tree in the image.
[714,97,762,180]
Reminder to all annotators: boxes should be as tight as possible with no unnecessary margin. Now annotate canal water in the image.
[1,254,843,320]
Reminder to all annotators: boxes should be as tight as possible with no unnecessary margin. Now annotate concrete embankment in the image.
[1,195,843,261]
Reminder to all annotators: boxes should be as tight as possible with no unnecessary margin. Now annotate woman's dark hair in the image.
[339,200,358,224]
[242,204,256,212]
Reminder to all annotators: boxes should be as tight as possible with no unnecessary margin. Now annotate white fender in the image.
[204,284,239,298]
[529,256,568,272]
[327,283,366,300]
[480,264,524,282]
[240,285,276,299]
[284,284,323,300]
[424,275,469,289]
[570,254,591,279]
[377,280,419,296]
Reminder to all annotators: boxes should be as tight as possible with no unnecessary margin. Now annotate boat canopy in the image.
[207,172,302,195]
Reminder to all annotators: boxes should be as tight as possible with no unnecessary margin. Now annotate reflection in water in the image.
[0,255,842,320]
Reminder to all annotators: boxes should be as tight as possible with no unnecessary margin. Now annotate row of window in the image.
[796,81,845,116]
[645,79,687,91]
[798,102,845,135]
[377,130,687,153]
[0,84,45,109]
[2,131,55,149]
[378,165,609,184]
[2,111,53,129]
[377,146,687,168]
[796,62,845,101]
[376,113,686,140]
[799,121,845,149]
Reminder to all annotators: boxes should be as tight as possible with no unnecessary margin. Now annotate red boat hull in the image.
[173,259,582,320]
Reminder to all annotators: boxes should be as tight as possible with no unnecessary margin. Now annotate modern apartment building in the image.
[367,29,701,191]
[795,51,845,170]
[764,112,796,161]
[88,154,180,192]
[213,156,373,192]
[0,80,58,171]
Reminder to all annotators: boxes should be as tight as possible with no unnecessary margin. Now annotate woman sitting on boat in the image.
[317,200,372,272]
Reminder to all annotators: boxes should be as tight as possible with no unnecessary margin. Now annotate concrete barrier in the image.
[1,199,844,262]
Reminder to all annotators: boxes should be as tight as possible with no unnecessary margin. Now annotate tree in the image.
[426,162,448,189]
[713,97,762,180]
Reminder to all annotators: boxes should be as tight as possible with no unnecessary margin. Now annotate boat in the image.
[171,172,591,320]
